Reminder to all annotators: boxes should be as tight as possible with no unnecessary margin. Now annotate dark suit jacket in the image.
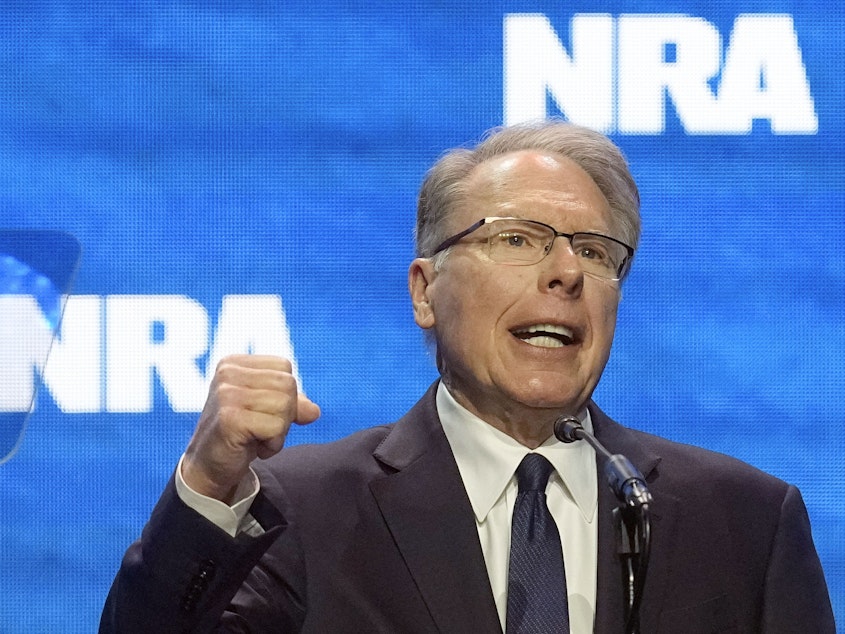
[101,383,835,633]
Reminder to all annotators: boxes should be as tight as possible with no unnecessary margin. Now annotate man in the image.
[101,120,835,632]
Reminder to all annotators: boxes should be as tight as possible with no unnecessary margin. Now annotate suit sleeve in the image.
[762,485,836,633]
[99,474,304,633]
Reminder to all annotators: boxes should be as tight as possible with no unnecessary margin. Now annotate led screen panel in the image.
[1,2,842,629]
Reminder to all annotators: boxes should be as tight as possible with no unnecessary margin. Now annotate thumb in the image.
[295,393,321,424]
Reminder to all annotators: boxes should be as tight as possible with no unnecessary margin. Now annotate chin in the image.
[512,378,587,412]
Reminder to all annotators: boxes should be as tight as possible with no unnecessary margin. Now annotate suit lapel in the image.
[365,390,682,633]
[369,384,502,633]
[590,403,679,633]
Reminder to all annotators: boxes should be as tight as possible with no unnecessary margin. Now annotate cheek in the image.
[446,266,520,312]
[604,301,619,329]
[439,278,520,354]
[600,303,620,346]
[473,276,526,330]
[590,291,620,343]
[432,260,530,338]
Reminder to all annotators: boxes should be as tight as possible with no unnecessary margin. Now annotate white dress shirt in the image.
[176,383,598,631]
[436,383,598,632]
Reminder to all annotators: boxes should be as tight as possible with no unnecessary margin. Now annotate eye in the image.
[496,231,534,248]
[484,220,553,263]
[577,239,610,260]
[577,245,608,261]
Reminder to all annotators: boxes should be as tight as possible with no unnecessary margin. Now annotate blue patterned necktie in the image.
[506,453,570,633]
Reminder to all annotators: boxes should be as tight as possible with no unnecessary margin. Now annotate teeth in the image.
[519,324,573,337]
[523,335,566,348]
[513,323,574,348]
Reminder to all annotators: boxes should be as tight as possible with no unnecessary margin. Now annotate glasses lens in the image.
[484,220,552,264]
[476,219,629,280]
[571,234,628,279]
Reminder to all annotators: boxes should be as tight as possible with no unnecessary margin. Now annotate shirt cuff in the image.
[175,454,262,538]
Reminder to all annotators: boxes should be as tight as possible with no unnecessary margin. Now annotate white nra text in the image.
[504,13,818,134]
[0,294,299,414]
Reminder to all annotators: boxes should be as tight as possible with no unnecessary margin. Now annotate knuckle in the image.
[214,382,242,405]
[214,403,242,427]
[214,354,241,372]
[213,365,236,387]
[275,372,298,393]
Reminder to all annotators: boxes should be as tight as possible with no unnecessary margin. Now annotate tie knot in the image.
[515,453,554,493]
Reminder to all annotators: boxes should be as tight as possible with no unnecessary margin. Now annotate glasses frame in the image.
[430,216,635,281]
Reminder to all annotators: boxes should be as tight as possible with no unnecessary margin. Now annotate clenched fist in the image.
[181,355,321,502]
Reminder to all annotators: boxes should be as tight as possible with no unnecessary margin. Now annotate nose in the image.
[539,236,584,295]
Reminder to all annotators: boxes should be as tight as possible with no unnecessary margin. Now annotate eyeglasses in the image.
[430,216,634,281]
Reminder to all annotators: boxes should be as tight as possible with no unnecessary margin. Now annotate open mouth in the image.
[511,323,576,348]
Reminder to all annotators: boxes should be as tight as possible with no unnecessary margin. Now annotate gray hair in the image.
[415,119,641,267]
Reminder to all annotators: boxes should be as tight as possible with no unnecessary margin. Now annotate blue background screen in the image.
[1,1,843,630]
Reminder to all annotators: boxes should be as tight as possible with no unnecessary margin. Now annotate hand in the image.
[181,354,321,502]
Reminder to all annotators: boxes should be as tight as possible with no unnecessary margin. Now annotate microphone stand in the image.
[554,417,652,634]
[614,502,650,634]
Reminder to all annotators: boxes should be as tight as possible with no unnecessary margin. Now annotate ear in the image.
[408,258,437,329]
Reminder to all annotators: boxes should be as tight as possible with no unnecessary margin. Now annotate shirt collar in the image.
[436,382,598,524]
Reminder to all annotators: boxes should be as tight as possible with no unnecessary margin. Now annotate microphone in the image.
[554,416,652,508]
[557,415,652,634]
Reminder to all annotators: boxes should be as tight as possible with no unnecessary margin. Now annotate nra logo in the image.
[504,14,818,134]
[0,294,300,414]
